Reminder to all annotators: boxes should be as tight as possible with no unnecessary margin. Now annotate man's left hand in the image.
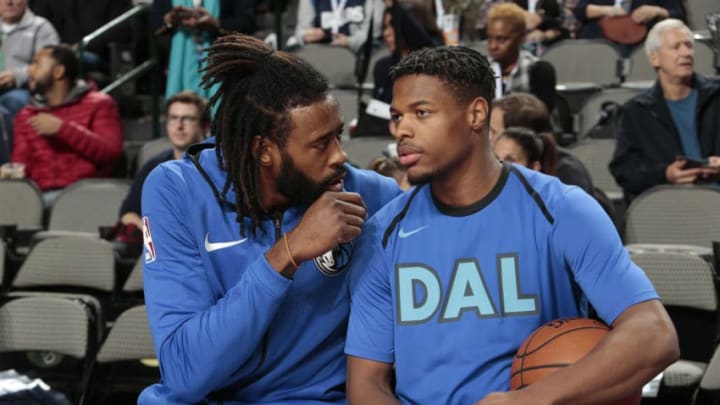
[28,113,63,136]
[474,390,548,405]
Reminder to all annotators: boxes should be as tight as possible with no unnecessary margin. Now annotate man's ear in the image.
[649,51,660,69]
[53,64,66,81]
[252,135,278,167]
[469,97,490,131]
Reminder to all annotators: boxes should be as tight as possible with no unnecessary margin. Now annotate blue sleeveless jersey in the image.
[346,163,658,405]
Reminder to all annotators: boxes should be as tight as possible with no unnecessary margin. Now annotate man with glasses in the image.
[110,90,210,258]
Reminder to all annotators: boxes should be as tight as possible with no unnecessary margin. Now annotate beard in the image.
[30,75,52,97]
[276,150,346,206]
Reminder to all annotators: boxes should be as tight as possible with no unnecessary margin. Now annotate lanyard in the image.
[528,0,537,13]
[435,0,445,29]
[329,0,349,34]
[492,62,503,99]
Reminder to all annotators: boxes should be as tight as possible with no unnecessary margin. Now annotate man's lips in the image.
[397,143,422,167]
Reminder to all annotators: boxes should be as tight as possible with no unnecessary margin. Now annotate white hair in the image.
[645,19,693,57]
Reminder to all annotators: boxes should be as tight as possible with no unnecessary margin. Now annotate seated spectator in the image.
[355,0,442,137]
[29,0,133,76]
[110,91,209,258]
[0,0,58,164]
[289,0,384,52]
[10,44,123,206]
[609,19,720,201]
[149,0,256,98]
[487,2,537,96]
[493,126,558,174]
[490,92,594,194]
[574,0,681,55]
[367,154,410,190]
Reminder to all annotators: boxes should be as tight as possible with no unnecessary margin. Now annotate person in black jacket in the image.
[609,19,720,201]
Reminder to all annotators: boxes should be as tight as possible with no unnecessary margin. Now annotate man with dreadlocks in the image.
[138,33,401,404]
[344,46,678,404]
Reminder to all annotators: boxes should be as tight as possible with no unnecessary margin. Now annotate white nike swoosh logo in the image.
[398,226,427,238]
[204,233,248,252]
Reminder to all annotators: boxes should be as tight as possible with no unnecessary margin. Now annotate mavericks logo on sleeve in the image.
[142,216,157,263]
[314,243,353,276]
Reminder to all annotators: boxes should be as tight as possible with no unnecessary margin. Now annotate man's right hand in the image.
[288,191,367,262]
[665,159,703,184]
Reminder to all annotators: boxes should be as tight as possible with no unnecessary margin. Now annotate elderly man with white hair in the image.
[609,18,720,201]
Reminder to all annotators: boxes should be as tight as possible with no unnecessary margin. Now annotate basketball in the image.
[511,318,641,405]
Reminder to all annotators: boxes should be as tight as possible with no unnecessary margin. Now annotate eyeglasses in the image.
[167,114,200,125]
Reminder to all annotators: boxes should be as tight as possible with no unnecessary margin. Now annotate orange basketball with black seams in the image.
[511,318,641,405]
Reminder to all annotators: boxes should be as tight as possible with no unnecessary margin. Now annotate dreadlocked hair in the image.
[390,46,495,106]
[201,33,329,237]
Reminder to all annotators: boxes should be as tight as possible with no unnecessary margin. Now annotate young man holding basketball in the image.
[345,46,679,405]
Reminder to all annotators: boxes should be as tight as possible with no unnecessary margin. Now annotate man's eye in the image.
[390,113,401,123]
[416,110,430,118]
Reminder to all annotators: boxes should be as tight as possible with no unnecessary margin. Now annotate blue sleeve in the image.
[141,165,292,401]
[551,187,658,325]
[346,166,402,216]
[345,220,395,363]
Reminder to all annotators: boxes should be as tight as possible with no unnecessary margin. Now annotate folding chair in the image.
[0,294,100,404]
[575,88,641,139]
[82,305,157,404]
[685,0,719,31]
[342,135,393,168]
[625,186,720,249]
[630,249,719,402]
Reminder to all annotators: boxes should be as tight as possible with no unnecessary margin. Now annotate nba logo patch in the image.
[142,216,157,263]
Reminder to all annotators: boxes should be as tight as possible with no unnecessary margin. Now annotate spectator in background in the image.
[289,0,384,52]
[0,0,58,164]
[149,0,256,98]
[574,0,681,55]
[10,44,123,205]
[110,91,209,259]
[29,0,133,76]
[486,3,537,96]
[609,19,720,201]
[475,0,572,49]
[355,0,442,137]
[493,126,558,174]
[490,92,594,194]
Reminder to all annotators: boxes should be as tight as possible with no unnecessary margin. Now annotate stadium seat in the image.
[362,45,392,89]
[685,0,719,31]
[291,44,358,88]
[122,259,143,294]
[342,135,393,168]
[0,294,101,403]
[541,39,621,87]
[134,137,172,174]
[82,305,157,404]
[44,179,130,235]
[330,88,361,140]
[625,185,720,249]
[575,88,641,138]
[567,139,623,200]
[696,343,720,404]
[630,249,719,401]
[0,179,43,229]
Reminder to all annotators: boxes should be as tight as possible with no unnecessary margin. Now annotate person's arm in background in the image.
[9,110,31,169]
[631,0,680,24]
[294,0,326,46]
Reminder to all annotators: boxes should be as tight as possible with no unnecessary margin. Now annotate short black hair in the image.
[390,46,495,106]
[202,33,329,236]
[165,90,211,127]
[43,44,79,84]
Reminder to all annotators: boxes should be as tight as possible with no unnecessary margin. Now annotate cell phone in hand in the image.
[677,155,710,169]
